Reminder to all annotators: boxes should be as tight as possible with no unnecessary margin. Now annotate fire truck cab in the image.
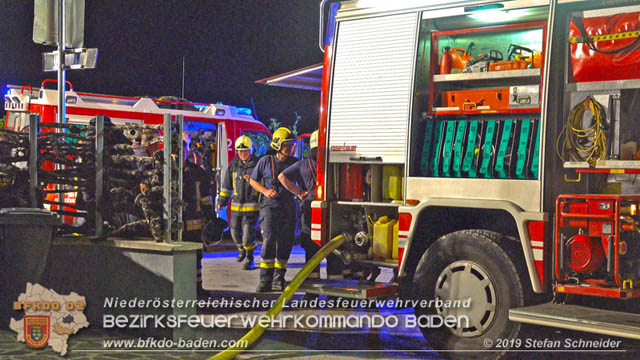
[296,0,640,356]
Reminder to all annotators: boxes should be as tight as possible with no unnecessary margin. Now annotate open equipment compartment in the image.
[414,18,546,181]
[551,3,640,299]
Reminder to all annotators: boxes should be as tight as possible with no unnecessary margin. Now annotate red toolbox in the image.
[569,10,640,82]
[442,88,510,111]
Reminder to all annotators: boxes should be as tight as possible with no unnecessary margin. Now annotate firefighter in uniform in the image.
[278,130,343,283]
[249,127,297,292]
[182,147,216,290]
[217,135,260,270]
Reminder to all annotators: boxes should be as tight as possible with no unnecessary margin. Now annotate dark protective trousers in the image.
[299,231,343,279]
[259,204,296,283]
[298,231,320,279]
[229,211,258,251]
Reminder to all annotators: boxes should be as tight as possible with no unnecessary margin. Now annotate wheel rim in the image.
[434,260,497,337]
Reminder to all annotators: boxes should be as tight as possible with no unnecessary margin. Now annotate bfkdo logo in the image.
[24,315,50,348]
[10,283,90,356]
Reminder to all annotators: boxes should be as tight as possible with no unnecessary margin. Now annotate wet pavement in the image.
[3,240,640,359]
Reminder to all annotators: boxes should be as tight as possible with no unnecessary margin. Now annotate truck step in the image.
[357,259,399,269]
[299,279,397,299]
[509,303,640,340]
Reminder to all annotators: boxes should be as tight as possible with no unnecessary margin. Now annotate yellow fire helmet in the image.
[270,127,295,151]
[235,135,253,151]
[310,130,319,150]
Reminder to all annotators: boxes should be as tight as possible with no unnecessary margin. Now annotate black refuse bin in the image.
[0,208,58,329]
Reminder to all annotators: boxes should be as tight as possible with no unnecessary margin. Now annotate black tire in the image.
[412,230,524,360]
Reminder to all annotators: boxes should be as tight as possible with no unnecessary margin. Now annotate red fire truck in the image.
[4,79,271,159]
[262,0,640,357]
[3,79,271,224]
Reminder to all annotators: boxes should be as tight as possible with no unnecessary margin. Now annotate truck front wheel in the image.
[412,230,524,359]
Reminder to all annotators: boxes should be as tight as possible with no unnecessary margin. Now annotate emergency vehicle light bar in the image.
[236,107,252,116]
[42,48,98,72]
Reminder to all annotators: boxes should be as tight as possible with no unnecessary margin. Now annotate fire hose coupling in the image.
[332,232,355,265]
[332,248,352,266]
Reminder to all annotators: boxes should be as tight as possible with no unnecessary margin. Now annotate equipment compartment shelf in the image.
[433,107,541,116]
[567,79,640,92]
[433,68,541,83]
[357,259,399,269]
[335,201,403,207]
[564,160,640,171]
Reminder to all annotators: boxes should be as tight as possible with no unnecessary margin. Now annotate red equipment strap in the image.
[269,155,276,186]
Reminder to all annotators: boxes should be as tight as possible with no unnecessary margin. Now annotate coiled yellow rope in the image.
[556,96,607,167]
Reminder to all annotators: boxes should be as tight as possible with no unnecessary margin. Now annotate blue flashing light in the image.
[5,89,10,96]
[236,107,252,116]
[193,104,208,111]
[325,2,340,47]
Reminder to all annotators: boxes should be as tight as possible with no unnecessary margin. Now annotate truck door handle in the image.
[349,156,382,162]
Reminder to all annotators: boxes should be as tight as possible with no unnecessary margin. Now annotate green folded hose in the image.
[210,234,347,360]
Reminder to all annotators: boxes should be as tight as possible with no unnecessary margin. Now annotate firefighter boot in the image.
[243,250,254,270]
[272,268,286,292]
[256,268,274,293]
[236,250,246,262]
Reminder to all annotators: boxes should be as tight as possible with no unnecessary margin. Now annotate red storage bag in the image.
[339,163,363,201]
[569,11,640,82]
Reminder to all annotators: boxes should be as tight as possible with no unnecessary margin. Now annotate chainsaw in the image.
[463,50,503,73]
[489,44,534,71]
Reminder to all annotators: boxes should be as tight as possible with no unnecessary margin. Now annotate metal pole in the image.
[95,115,104,238]
[53,0,67,211]
[57,0,66,125]
[163,114,172,243]
[29,115,39,208]
[177,115,183,242]
[181,56,185,99]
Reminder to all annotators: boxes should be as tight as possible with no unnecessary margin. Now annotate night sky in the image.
[0,0,322,133]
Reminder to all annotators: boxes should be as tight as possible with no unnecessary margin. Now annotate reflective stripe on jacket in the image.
[217,156,259,213]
